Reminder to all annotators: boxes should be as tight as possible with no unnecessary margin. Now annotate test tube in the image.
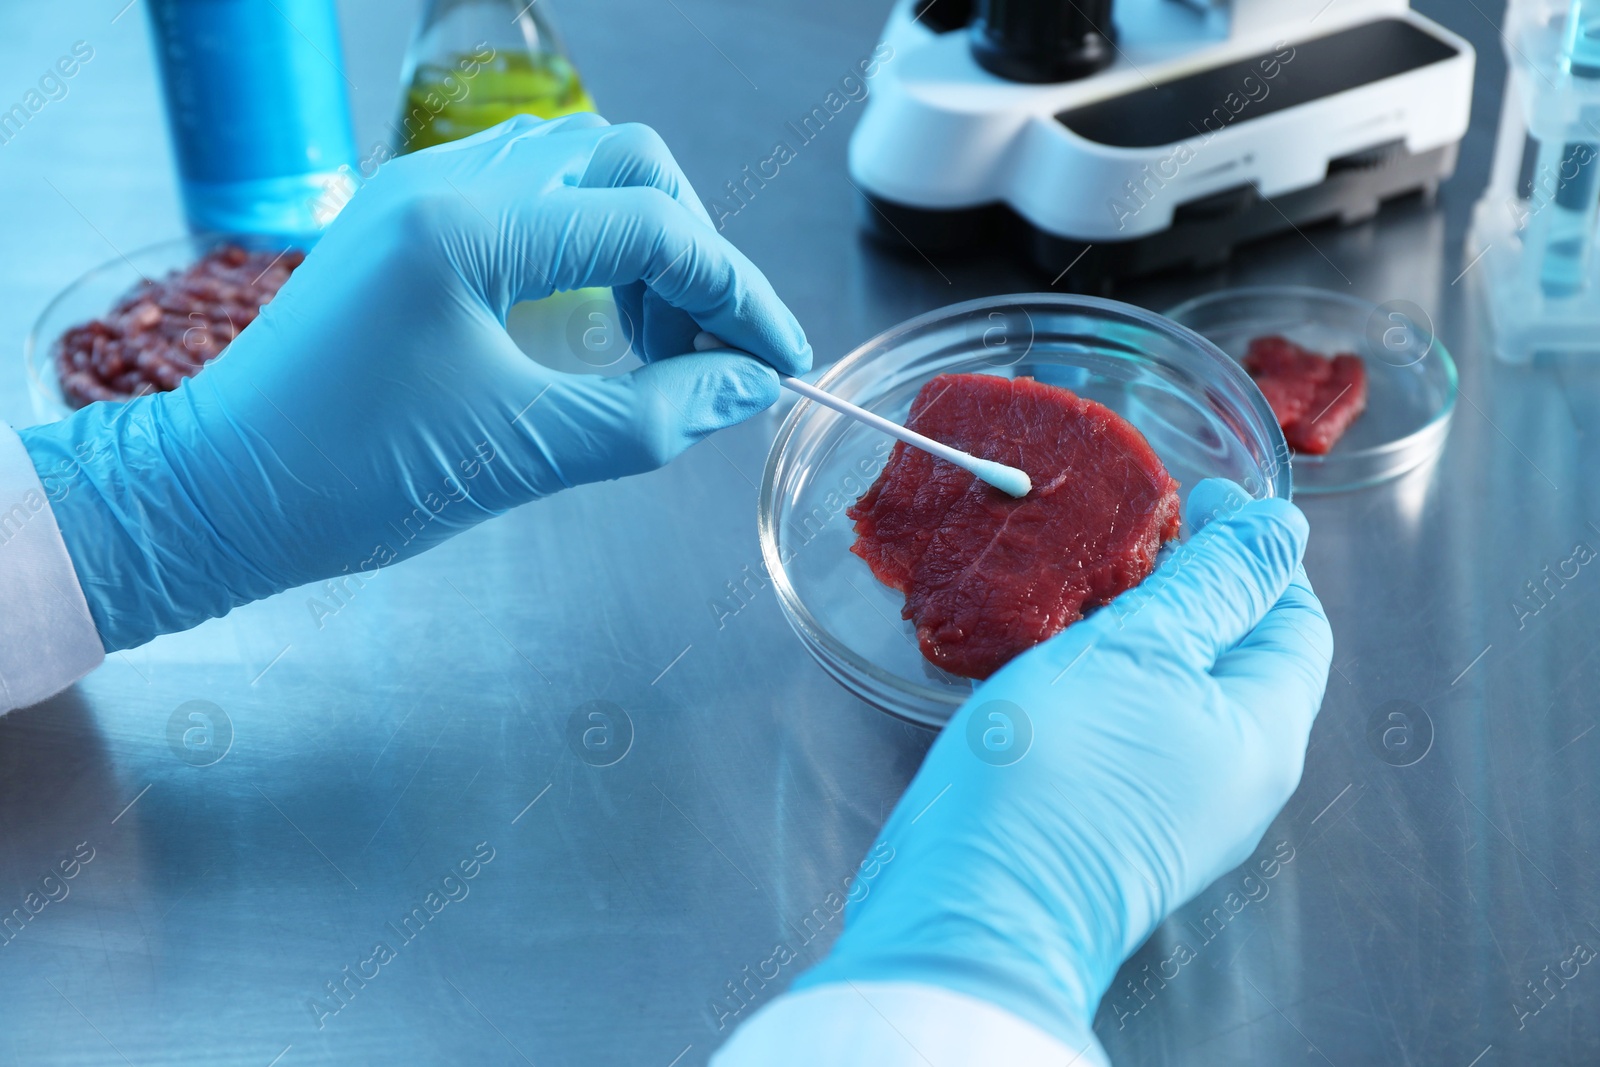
[1530,0,1600,296]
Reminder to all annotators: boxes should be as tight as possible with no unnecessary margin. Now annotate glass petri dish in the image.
[1164,286,1457,494]
[758,293,1292,728]
[25,233,300,425]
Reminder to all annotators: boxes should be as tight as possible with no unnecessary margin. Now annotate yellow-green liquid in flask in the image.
[399,51,596,154]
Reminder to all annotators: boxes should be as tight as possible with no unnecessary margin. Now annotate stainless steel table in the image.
[2,1,1594,1063]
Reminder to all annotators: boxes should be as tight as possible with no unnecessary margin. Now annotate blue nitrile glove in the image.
[21,114,810,651]
[794,479,1333,1049]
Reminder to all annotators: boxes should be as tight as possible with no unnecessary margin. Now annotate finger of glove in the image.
[1113,497,1309,671]
[538,186,811,376]
[641,288,703,362]
[577,123,717,229]
[633,349,780,439]
[526,351,779,487]
[1212,565,1333,745]
[612,282,699,363]
[431,110,609,156]
[1183,477,1252,534]
[612,281,647,357]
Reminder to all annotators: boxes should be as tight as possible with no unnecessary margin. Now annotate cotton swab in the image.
[692,332,1032,498]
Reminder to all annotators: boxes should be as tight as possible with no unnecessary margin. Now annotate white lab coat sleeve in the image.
[0,423,104,713]
[710,982,1110,1067]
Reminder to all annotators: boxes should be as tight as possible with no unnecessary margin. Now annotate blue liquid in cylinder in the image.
[1534,1,1600,296]
[147,0,358,240]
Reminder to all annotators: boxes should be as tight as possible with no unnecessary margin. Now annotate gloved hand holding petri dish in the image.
[722,481,1333,1064]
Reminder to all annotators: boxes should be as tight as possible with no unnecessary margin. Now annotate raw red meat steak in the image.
[848,373,1181,680]
[1243,335,1368,455]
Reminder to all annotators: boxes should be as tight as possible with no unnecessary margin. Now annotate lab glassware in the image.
[1469,0,1600,360]
[758,294,1288,727]
[395,0,596,154]
[1166,287,1458,494]
[145,0,358,241]
[1525,0,1600,297]
[26,235,300,424]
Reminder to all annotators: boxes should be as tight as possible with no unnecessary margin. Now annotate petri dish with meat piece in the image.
[25,235,303,423]
[1165,286,1457,494]
[757,294,1291,728]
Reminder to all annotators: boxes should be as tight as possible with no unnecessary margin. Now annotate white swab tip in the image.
[970,459,1032,498]
[695,330,1031,497]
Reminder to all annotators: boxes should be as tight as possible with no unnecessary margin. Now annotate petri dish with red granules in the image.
[26,235,303,423]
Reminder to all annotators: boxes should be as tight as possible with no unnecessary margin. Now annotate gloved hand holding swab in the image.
[692,331,1032,498]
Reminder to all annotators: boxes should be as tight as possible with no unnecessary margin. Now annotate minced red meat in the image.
[1243,335,1368,455]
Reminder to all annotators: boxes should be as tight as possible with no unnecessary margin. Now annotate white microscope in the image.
[848,0,1476,288]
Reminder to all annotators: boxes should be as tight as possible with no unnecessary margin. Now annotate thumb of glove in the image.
[524,351,780,489]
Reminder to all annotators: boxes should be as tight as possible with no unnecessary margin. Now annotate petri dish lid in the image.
[1165,286,1457,494]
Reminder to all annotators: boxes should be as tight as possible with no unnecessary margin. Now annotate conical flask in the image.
[395,0,596,154]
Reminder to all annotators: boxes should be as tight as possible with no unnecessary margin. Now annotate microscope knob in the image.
[971,0,1116,83]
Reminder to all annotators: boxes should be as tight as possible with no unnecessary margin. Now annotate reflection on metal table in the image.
[2,0,1598,1064]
